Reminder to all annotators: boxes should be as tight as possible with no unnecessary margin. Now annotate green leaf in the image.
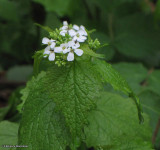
[139,90,160,148]
[155,0,160,22]
[18,72,72,150]
[0,107,9,121]
[91,32,115,61]
[35,23,53,32]
[147,70,160,96]
[114,13,160,66]
[45,61,102,138]
[0,0,18,22]
[94,59,143,123]
[0,121,19,150]
[19,60,102,149]
[112,62,148,94]
[84,92,153,150]
[33,50,44,76]
[5,88,22,122]
[17,71,46,113]
[33,0,73,16]
[81,44,104,58]
[0,88,22,122]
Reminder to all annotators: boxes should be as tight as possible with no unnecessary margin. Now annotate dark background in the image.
[0,0,160,149]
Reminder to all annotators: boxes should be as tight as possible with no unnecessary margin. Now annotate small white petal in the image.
[50,42,56,49]
[63,21,68,26]
[44,50,50,55]
[68,41,74,47]
[49,52,55,61]
[54,47,63,53]
[67,52,74,61]
[77,38,85,42]
[69,29,76,37]
[74,49,83,56]
[78,30,86,36]
[61,26,68,30]
[67,41,80,49]
[45,45,50,51]
[80,36,87,40]
[63,48,71,54]
[60,30,67,36]
[42,37,50,44]
[72,43,80,49]
[72,36,78,41]
[60,43,68,48]
[80,25,85,31]
[81,30,87,36]
[73,25,79,30]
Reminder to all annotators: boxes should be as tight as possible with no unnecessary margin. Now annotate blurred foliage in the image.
[0,0,160,149]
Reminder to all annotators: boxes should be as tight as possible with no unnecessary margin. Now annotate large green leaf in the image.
[17,72,46,113]
[0,121,19,150]
[44,61,102,138]
[84,92,153,150]
[139,90,160,148]
[114,13,160,65]
[19,60,102,149]
[112,62,147,94]
[18,72,72,150]
[94,59,143,122]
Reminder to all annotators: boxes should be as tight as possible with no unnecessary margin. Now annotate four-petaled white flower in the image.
[72,30,87,42]
[63,41,83,61]
[60,21,76,37]
[73,25,87,36]
[42,37,56,51]
[42,37,63,61]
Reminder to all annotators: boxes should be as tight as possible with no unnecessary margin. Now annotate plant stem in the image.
[152,117,160,145]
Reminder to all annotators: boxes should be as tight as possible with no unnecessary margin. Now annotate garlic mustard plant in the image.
[16,21,147,150]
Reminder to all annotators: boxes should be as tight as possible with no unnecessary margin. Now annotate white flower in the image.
[53,43,70,54]
[68,29,76,37]
[60,21,75,37]
[68,41,80,49]
[66,49,83,61]
[42,37,56,51]
[63,41,83,61]
[59,43,71,54]
[73,25,87,36]
[43,49,55,61]
[60,30,68,36]
[63,21,68,26]
[72,30,87,42]
[43,47,63,61]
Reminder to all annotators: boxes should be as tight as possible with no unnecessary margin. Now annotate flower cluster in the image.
[42,21,88,64]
